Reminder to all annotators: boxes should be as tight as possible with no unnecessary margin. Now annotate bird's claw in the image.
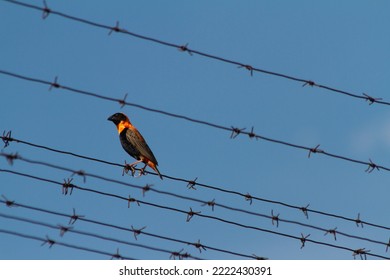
[135,167,146,178]
[123,163,147,178]
[123,163,137,177]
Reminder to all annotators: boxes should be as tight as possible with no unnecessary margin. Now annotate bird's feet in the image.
[122,161,137,177]
[135,166,146,178]
[122,161,147,178]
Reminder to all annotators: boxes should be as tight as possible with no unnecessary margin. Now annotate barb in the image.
[308,144,323,158]
[300,233,311,249]
[169,249,191,260]
[62,178,74,195]
[271,210,280,227]
[230,126,246,139]
[238,64,254,76]
[3,0,388,107]
[71,169,87,183]
[302,80,316,87]
[119,93,128,108]
[190,239,207,253]
[2,130,12,149]
[300,204,310,219]
[58,225,73,237]
[248,126,258,140]
[170,249,183,260]
[186,207,200,222]
[69,208,85,225]
[41,235,56,248]
[142,184,152,197]
[324,227,338,241]
[3,152,19,165]
[108,21,123,36]
[127,195,140,208]
[365,159,379,173]
[353,248,370,260]
[48,76,60,91]
[244,193,253,205]
[131,225,147,240]
[41,0,50,19]
[111,248,123,260]
[1,194,16,207]
[187,177,198,190]
[363,93,383,105]
[178,43,193,56]
[355,213,364,228]
[202,199,216,211]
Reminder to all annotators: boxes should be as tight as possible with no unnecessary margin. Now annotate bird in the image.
[108,112,163,179]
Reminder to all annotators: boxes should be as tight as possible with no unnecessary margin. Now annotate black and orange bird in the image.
[108,112,163,179]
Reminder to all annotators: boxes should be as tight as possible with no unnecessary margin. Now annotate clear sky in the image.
[1,0,390,260]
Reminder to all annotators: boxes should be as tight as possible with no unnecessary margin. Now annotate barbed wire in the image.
[1,175,283,260]
[2,0,388,107]
[2,134,390,233]
[0,212,202,260]
[0,199,265,259]
[2,0,388,261]
[1,151,390,250]
[0,228,136,260]
[1,168,389,259]
[0,69,388,176]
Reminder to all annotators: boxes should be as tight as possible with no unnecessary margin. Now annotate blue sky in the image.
[1,0,390,260]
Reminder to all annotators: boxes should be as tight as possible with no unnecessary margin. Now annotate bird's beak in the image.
[107,115,115,122]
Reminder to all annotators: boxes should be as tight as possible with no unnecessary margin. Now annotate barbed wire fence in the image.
[2,135,390,232]
[0,151,388,250]
[1,168,388,260]
[0,71,387,175]
[0,200,261,259]
[0,228,137,260]
[1,148,390,259]
[1,0,389,260]
[2,0,387,107]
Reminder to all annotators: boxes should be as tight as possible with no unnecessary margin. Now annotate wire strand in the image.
[0,212,203,260]
[0,69,388,175]
[1,151,389,249]
[1,168,389,260]
[2,136,390,232]
[0,199,263,259]
[2,0,388,107]
[0,228,136,260]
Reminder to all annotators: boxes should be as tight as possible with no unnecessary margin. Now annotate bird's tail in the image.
[148,161,163,180]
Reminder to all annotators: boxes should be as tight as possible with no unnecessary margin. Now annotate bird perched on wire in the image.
[108,112,163,179]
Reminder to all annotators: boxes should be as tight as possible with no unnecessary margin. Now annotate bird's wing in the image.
[125,128,159,165]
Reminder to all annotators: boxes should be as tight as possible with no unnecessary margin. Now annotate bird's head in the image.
[107,112,129,125]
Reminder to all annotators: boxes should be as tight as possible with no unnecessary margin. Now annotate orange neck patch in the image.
[117,120,132,134]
